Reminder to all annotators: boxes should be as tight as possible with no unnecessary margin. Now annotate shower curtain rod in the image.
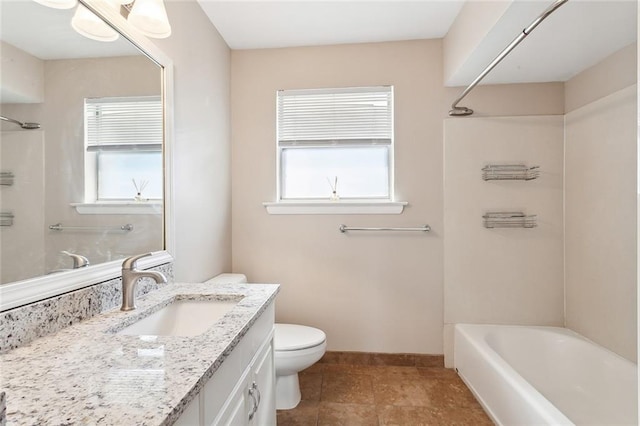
[449,0,569,117]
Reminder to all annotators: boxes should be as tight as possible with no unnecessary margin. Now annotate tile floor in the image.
[276,353,493,426]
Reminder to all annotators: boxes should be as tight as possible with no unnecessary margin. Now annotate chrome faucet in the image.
[121,253,167,311]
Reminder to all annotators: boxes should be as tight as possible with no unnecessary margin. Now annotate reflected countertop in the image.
[0,282,279,425]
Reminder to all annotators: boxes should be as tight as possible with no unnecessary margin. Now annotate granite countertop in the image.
[0,282,279,426]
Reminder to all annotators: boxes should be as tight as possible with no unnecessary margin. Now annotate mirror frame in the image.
[0,0,174,311]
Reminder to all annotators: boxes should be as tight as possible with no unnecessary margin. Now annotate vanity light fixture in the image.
[35,0,172,41]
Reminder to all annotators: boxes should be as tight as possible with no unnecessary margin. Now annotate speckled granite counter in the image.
[0,282,279,426]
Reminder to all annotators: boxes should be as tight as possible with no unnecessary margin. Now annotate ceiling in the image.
[446,0,637,86]
[198,0,637,86]
[1,1,636,85]
[197,1,465,50]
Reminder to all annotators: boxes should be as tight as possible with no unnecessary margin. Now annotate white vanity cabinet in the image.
[174,302,276,426]
[213,337,275,425]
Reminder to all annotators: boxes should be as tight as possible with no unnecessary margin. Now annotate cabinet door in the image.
[212,367,252,426]
[220,386,248,426]
[251,338,276,426]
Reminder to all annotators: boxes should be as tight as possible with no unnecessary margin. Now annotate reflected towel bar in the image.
[0,172,14,186]
[339,224,431,233]
[1,211,14,227]
[49,223,134,232]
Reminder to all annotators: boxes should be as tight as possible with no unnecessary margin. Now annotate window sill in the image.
[71,202,163,215]
[263,200,407,215]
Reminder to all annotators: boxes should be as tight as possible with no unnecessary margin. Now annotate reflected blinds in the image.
[85,96,162,152]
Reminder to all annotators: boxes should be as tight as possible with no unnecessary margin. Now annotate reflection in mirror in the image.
[0,0,163,285]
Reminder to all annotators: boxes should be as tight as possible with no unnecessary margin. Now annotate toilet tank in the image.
[205,273,247,284]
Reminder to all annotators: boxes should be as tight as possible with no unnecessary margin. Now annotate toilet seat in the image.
[275,324,326,351]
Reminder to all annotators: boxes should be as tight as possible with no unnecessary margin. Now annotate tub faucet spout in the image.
[121,253,167,311]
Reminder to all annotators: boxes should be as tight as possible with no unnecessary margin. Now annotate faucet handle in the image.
[122,252,153,270]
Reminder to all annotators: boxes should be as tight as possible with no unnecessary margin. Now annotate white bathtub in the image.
[454,324,638,426]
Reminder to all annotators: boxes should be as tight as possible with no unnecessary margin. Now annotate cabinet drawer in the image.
[237,304,275,367]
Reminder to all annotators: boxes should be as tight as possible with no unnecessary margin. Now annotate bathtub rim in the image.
[454,323,638,426]
[455,323,574,425]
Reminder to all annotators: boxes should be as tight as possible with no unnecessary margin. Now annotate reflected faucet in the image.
[121,253,167,311]
[61,251,90,269]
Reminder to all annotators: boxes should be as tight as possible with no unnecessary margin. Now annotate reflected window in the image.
[84,96,162,201]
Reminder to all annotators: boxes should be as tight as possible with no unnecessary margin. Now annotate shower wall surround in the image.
[443,43,637,365]
[443,115,565,365]
[0,263,173,353]
[0,131,45,283]
[564,44,637,362]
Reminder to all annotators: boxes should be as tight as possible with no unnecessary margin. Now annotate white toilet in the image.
[206,273,327,410]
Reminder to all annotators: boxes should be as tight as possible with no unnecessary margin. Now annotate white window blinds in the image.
[85,96,162,152]
[277,86,393,145]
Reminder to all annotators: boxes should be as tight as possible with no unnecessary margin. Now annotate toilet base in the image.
[275,373,302,410]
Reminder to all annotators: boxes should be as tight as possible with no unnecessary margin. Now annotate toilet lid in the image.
[274,324,326,351]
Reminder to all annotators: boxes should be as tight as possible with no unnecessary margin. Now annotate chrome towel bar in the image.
[49,223,134,232]
[339,224,431,233]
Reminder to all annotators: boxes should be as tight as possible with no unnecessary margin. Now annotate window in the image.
[84,96,163,202]
[277,86,393,201]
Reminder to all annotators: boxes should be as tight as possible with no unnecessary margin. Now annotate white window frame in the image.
[275,86,395,203]
[83,95,163,206]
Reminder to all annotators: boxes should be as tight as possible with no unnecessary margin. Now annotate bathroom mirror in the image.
[0,0,174,310]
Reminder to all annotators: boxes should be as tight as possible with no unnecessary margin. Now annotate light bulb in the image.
[128,0,171,39]
[71,3,120,42]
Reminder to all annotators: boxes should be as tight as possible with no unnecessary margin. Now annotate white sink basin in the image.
[117,297,242,337]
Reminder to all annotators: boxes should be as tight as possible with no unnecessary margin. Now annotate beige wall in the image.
[565,43,637,114]
[230,39,565,354]
[444,82,564,117]
[443,1,510,86]
[0,41,44,104]
[153,0,232,282]
[231,40,446,353]
[443,116,565,365]
[565,75,637,360]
